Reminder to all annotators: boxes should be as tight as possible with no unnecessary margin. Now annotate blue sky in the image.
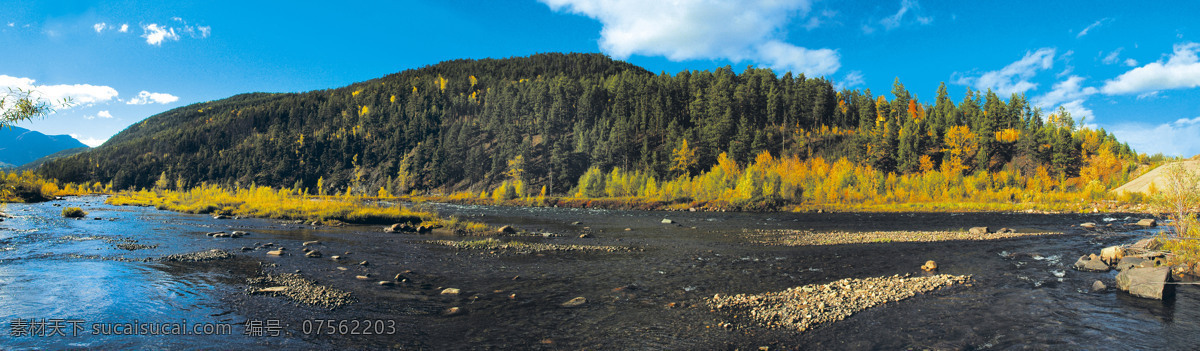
[3,1,1200,157]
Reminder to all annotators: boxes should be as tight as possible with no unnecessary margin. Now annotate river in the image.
[1,196,1195,349]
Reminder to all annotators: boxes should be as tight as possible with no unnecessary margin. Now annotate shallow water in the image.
[1,197,1195,349]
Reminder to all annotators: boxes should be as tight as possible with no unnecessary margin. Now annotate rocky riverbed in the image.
[4,196,1200,350]
[709,274,972,332]
[749,228,1064,246]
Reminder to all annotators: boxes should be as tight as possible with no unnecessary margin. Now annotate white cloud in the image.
[1124,58,1138,67]
[1102,47,1123,65]
[126,90,179,105]
[1110,117,1200,157]
[70,134,107,147]
[1035,75,1098,109]
[955,48,1055,96]
[93,22,107,33]
[1076,18,1110,38]
[119,24,129,33]
[836,71,865,89]
[539,0,841,76]
[865,0,932,33]
[0,74,119,109]
[141,23,180,45]
[6,22,13,27]
[97,110,112,118]
[1059,99,1094,122]
[1101,42,1200,95]
[880,0,931,30]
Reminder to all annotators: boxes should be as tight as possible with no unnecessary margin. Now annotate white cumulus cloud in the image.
[1110,116,1200,157]
[119,23,129,33]
[94,22,107,33]
[1101,42,1200,95]
[539,0,841,76]
[0,74,119,109]
[69,134,107,147]
[141,23,180,45]
[126,90,179,105]
[955,48,1055,96]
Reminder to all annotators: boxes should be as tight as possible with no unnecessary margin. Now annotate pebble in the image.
[561,297,587,307]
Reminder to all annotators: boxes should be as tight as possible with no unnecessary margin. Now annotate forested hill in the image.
[38,52,1137,196]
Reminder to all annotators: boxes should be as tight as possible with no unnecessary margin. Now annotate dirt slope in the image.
[1112,160,1200,194]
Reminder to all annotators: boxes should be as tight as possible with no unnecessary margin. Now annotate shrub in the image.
[62,207,88,218]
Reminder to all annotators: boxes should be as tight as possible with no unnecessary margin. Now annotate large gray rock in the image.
[1091,280,1107,292]
[969,227,990,235]
[1115,266,1172,300]
[1115,256,1151,271]
[1136,218,1157,227]
[1074,255,1111,272]
[1130,238,1163,251]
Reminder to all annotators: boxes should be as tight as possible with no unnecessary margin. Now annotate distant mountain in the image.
[0,126,89,168]
[18,146,91,171]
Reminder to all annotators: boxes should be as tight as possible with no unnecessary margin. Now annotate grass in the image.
[106,184,490,233]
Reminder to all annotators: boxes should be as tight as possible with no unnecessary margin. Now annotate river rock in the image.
[206,231,225,237]
[561,296,587,307]
[579,233,593,238]
[1100,246,1126,264]
[498,225,517,235]
[1074,255,1110,272]
[441,288,461,296]
[302,240,320,246]
[661,219,675,224]
[1115,256,1150,271]
[968,227,989,235]
[1130,238,1162,251]
[443,307,463,316]
[1116,266,1172,300]
[1080,222,1097,229]
[213,215,230,219]
[305,250,323,258]
[1091,280,1107,292]
[1136,219,1157,227]
[355,275,372,280]
[385,223,414,233]
[571,221,583,225]
[266,250,284,256]
[996,227,1016,234]
[921,260,938,271]
[230,231,248,238]
[359,260,369,266]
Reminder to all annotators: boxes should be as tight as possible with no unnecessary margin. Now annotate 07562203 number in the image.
[301,319,396,335]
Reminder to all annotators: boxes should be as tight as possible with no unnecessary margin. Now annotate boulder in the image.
[1136,218,1157,227]
[1130,238,1163,251]
[305,250,323,258]
[968,227,990,235]
[1091,280,1107,292]
[359,260,369,266]
[356,275,372,280]
[266,250,284,256]
[561,296,587,307]
[302,240,320,246]
[1100,246,1126,264]
[1074,255,1111,272]
[1079,222,1097,229]
[441,288,461,296]
[1115,266,1172,300]
[416,225,432,234]
[921,260,938,271]
[498,225,517,235]
[1115,256,1150,271]
[378,281,395,286]
[661,219,675,224]
[206,231,225,237]
[385,223,416,233]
